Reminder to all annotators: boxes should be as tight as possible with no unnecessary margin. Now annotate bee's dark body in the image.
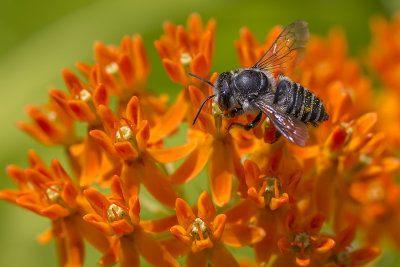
[191,21,329,146]
[273,74,328,125]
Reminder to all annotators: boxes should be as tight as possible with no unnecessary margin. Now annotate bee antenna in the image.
[188,73,214,87]
[192,94,216,125]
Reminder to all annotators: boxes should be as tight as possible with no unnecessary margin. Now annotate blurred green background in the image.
[1,0,399,266]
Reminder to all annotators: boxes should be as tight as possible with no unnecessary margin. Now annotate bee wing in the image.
[253,20,309,71]
[255,101,309,146]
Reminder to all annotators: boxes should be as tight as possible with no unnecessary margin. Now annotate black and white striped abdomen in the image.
[273,75,329,124]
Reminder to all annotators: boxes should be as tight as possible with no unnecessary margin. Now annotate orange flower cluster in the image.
[2,13,400,267]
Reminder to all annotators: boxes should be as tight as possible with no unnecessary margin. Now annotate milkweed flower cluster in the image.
[2,13,400,267]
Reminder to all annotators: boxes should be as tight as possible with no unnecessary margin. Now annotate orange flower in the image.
[90,96,195,207]
[84,175,179,267]
[0,151,116,266]
[168,85,247,206]
[321,226,380,267]
[367,13,400,92]
[170,191,265,267]
[155,13,215,85]
[276,209,335,267]
[17,96,75,146]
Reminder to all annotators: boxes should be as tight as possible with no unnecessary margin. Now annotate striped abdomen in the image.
[273,76,329,124]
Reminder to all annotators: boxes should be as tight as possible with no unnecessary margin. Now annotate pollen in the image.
[180,53,192,67]
[190,218,213,241]
[115,126,134,142]
[105,62,119,74]
[106,203,130,223]
[46,185,67,207]
[79,89,92,102]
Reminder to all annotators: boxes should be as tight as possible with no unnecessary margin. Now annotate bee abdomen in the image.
[274,78,328,124]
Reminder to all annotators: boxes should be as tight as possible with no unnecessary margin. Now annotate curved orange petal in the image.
[140,214,178,234]
[295,255,310,267]
[169,136,212,184]
[209,141,232,207]
[93,84,109,107]
[71,215,113,254]
[170,225,193,246]
[84,188,110,216]
[110,219,134,236]
[90,130,119,158]
[128,195,140,225]
[223,224,265,247]
[243,160,260,188]
[213,214,227,242]
[224,199,258,224]
[162,58,187,84]
[351,246,380,265]
[119,235,140,267]
[315,237,335,253]
[149,90,188,144]
[191,238,213,253]
[126,96,141,127]
[197,191,216,222]
[185,250,208,267]
[63,218,85,267]
[80,134,102,187]
[118,53,135,87]
[17,121,52,144]
[68,100,96,122]
[191,53,208,78]
[147,142,196,163]
[175,198,195,228]
[97,105,117,136]
[83,213,114,236]
[133,227,179,267]
[41,204,70,220]
[247,187,266,208]
[114,141,139,160]
[135,157,178,208]
[208,242,239,267]
[160,236,190,258]
[136,120,150,152]
[62,69,83,93]
[120,164,141,201]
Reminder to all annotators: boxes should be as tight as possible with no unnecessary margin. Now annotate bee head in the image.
[214,72,234,112]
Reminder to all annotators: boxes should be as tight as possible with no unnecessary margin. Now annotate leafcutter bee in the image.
[190,20,328,146]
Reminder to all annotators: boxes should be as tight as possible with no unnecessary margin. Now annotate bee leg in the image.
[226,112,262,131]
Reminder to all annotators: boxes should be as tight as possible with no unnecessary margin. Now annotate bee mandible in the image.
[190,20,329,147]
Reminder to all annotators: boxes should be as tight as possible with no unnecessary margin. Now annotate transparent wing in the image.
[253,20,309,71]
[255,101,309,146]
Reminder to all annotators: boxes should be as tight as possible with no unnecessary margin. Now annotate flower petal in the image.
[110,219,134,236]
[140,214,178,234]
[185,251,208,267]
[137,157,179,208]
[119,235,140,267]
[83,213,114,236]
[223,224,265,247]
[147,142,196,163]
[175,198,195,228]
[84,188,110,216]
[169,136,212,184]
[133,227,179,267]
[208,242,239,267]
[160,236,190,258]
[41,204,70,220]
[197,191,216,222]
[114,141,139,160]
[209,141,232,207]
[212,214,227,242]
[170,225,193,246]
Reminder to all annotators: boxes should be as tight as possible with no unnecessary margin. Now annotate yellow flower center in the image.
[190,218,213,241]
[107,203,131,223]
[46,185,68,208]
[79,89,92,102]
[180,53,192,69]
[115,126,134,142]
[105,62,119,74]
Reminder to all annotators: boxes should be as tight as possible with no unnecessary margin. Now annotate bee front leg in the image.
[226,112,262,131]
